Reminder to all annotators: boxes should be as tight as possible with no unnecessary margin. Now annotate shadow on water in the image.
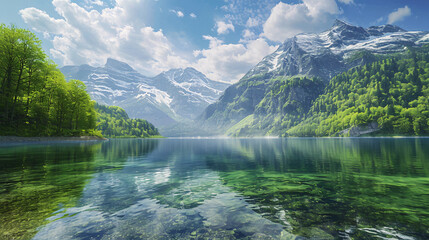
[0,139,159,240]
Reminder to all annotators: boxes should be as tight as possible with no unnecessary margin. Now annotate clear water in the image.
[0,138,429,239]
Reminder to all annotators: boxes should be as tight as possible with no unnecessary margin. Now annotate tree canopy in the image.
[95,103,160,138]
[0,24,98,136]
[288,48,429,136]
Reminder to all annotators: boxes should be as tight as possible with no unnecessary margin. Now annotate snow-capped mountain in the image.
[245,19,429,81]
[199,20,429,132]
[61,58,150,105]
[151,68,229,120]
[61,59,229,128]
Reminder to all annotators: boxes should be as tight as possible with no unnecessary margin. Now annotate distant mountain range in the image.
[198,20,429,136]
[61,20,429,137]
[61,59,230,130]
[245,20,428,81]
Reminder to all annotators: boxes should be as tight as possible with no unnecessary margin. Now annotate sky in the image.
[1,0,428,83]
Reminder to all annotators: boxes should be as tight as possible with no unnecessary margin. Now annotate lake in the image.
[0,138,428,239]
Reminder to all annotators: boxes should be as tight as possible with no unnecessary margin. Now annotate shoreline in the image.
[0,136,108,144]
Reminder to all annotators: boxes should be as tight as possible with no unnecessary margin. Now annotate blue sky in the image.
[1,0,428,82]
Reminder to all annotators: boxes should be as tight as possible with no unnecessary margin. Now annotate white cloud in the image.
[202,35,224,48]
[262,0,340,42]
[20,0,189,76]
[387,6,411,24]
[20,0,282,84]
[170,9,184,18]
[86,0,103,6]
[245,17,260,27]
[216,21,235,35]
[193,36,277,82]
[83,0,104,9]
[375,17,384,24]
[242,29,256,39]
[190,13,197,18]
[338,0,353,4]
[19,7,78,38]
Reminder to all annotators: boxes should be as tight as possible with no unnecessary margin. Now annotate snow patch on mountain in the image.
[61,59,230,128]
[136,84,172,107]
[268,51,282,72]
[245,20,428,81]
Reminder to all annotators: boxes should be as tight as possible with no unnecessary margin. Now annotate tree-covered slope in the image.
[95,104,160,138]
[226,76,324,136]
[198,21,429,136]
[288,49,429,136]
[199,73,271,133]
[0,25,97,137]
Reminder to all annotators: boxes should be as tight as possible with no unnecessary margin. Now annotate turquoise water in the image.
[0,138,429,239]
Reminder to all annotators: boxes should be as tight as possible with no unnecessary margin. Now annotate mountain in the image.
[245,20,427,81]
[225,76,325,136]
[151,67,229,120]
[288,50,429,137]
[61,59,229,131]
[199,20,429,135]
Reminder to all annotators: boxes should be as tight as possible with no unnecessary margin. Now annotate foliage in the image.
[288,49,429,136]
[227,76,325,136]
[95,103,161,138]
[0,25,97,136]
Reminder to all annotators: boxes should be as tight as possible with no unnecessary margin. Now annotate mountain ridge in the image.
[61,59,230,132]
[198,20,429,135]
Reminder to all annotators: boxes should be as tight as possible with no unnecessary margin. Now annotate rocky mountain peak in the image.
[160,67,211,84]
[243,20,428,82]
[184,67,203,75]
[164,67,200,75]
[331,19,351,28]
[366,24,405,36]
[104,58,135,72]
[328,19,369,41]
[61,59,230,131]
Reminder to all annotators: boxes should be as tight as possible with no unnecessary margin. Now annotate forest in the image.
[0,25,160,138]
[95,104,160,138]
[225,47,429,137]
[287,48,429,136]
[0,25,98,136]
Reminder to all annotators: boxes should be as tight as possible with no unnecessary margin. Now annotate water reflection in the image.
[206,138,429,239]
[0,139,159,240]
[33,139,290,239]
[0,142,101,240]
[1,138,428,239]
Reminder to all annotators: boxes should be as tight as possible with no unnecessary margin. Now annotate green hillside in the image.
[288,49,429,136]
[95,104,161,138]
[227,76,324,136]
[223,47,429,137]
